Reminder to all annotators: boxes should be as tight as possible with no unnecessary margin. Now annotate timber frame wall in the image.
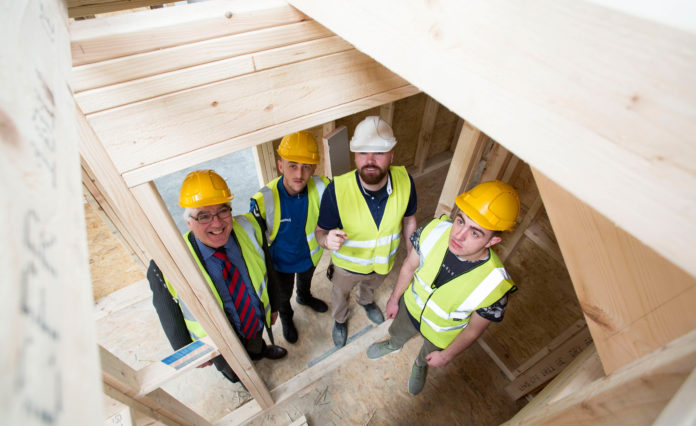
[70,0,696,424]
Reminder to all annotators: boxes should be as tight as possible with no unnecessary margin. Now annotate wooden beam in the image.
[480,142,512,183]
[77,105,274,408]
[67,0,162,18]
[72,20,334,93]
[70,0,307,65]
[2,2,102,424]
[379,102,395,125]
[534,169,696,374]
[287,0,696,281]
[100,346,208,425]
[120,85,418,186]
[499,195,543,262]
[505,328,696,425]
[413,96,439,174]
[130,182,274,408]
[435,122,488,217]
[505,325,593,400]
[87,49,409,175]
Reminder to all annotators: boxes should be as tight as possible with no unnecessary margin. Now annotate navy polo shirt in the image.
[249,176,313,273]
[317,170,417,231]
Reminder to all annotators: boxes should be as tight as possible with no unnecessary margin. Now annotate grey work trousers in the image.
[330,265,384,323]
[388,295,441,366]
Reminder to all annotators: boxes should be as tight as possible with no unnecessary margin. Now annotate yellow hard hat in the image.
[179,169,234,208]
[277,130,320,164]
[455,180,520,231]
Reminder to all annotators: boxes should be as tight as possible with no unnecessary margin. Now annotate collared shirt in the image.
[317,170,417,231]
[249,176,313,273]
[194,233,264,336]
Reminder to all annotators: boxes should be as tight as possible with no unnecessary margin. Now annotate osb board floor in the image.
[90,160,585,424]
[85,202,145,300]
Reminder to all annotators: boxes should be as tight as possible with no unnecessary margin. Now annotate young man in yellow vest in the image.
[366,181,520,395]
[250,131,330,344]
[316,116,418,348]
[148,169,286,385]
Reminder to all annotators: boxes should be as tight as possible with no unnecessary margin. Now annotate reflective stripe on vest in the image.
[166,214,271,340]
[404,217,513,349]
[332,166,410,274]
[251,175,328,266]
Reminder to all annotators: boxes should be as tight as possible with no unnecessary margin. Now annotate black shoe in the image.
[280,313,298,344]
[262,345,288,360]
[332,321,347,347]
[361,302,384,324]
[296,295,329,313]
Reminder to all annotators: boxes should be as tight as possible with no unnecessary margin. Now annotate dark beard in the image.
[359,166,387,185]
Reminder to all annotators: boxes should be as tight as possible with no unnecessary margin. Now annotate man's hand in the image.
[385,297,400,319]
[271,311,278,325]
[425,350,452,368]
[324,229,348,251]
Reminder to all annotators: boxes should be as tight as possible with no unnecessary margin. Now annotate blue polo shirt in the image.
[317,170,417,231]
[249,176,313,274]
[194,232,264,337]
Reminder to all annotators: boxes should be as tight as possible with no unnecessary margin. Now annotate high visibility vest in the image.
[332,166,411,275]
[404,217,514,349]
[165,214,271,340]
[251,175,329,266]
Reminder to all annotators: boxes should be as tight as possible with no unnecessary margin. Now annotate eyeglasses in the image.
[190,206,232,224]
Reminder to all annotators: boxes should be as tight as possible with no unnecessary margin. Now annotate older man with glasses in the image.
[148,169,287,385]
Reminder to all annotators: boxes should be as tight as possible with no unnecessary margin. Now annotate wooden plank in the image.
[1,2,103,424]
[103,383,180,426]
[76,56,254,114]
[252,141,278,186]
[413,96,439,174]
[287,0,696,281]
[253,35,353,71]
[120,85,419,186]
[513,319,586,377]
[480,142,512,183]
[87,49,409,174]
[379,102,394,125]
[94,279,151,321]
[72,20,332,93]
[68,0,162,18]
[77,105,274,408]
[70,0,307,65]
[505,328,696,425]
[509,344,603,422]
[653,366,696,426]
[104,392,134,426]
[534,169,696,374]
[505,326,593,400]
[435,122,488,217]
[499,195,543,262]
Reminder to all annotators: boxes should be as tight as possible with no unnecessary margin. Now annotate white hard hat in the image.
[349,116,397,153]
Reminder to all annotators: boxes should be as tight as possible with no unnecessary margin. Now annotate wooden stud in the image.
[504,328,696,425]
[252,141,278,187]
[480,142,512,183]
[413,96,439,174]
[70,0,307,65]
[499,195,543,262]
[379,102,395,126]
[68,0,163,18]
[435,122,488,217]
[534,169,696,374]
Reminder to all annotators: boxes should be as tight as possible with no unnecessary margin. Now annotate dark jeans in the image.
[275,266,316,316]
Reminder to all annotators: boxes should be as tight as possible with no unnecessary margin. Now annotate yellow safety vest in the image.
[332,166,411,275]
[404,217,514,349]
[251,175,329,266]
[165,214,271,340]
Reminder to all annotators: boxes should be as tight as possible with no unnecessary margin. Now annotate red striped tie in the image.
[213,249,260,339]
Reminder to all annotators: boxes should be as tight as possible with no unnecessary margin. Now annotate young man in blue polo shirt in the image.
[250,131,330,344]
[315,116,418,348]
